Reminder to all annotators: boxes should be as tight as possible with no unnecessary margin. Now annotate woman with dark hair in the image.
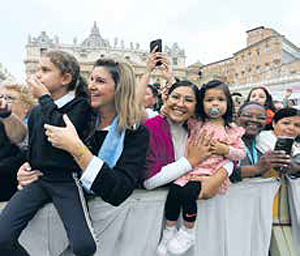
[144,80,238,255]
[256,108,300,174]
[230,102,271,182]
[245,86,277,128]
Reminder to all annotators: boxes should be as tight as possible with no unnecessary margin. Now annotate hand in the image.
[186,130,213,167]
[17,162,43,189]
[160,84,170,103]
[26,75,50,99]
[269,150,292,173]
[160,57,174,83]
[189,167,228,199]
[146,47,164,73]
[159,104,169,117]
[256,152,273,174]
[210,140,229,156]
[188,175,215,199]
[44,114,81,153]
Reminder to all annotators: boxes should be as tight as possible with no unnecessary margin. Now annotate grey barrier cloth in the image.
[17,178,279,256]
[287,176,300,255]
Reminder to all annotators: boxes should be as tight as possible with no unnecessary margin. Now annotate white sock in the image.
[182,225,195,235]
[166,225,176,232]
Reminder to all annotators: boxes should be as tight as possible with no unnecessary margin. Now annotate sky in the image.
[1,0,299,82]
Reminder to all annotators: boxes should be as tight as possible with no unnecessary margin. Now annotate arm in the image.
[38,95,90,133]
[45,115,149,206]
[227,143,246,161]
[0,97,27,144]
[143,126,234,189]
[230,151,273,182]
[27,75,90,133]
[80,126,149,205]
[144,159,234,190]
[143,157,192,189]
[160,57,176,104]
[189,166,229,199]
[211,127,246,161]
[136,49,163,105]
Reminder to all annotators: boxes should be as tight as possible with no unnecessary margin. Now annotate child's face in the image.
[249,89,267,106]
[203,87,227,120]
[35,57,68,94]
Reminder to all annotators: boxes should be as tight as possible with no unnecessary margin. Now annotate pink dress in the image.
[174,120,245,193]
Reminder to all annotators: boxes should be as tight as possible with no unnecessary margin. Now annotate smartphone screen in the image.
[274,137,294,155]
[150,39,162,66]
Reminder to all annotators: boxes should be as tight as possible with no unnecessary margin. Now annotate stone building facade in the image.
[0,63,16,85]
[188,26,300,101]
[24,22,187,86]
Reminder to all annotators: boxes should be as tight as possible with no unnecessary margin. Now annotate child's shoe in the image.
[167,227,195,255]
[157,226,176,256]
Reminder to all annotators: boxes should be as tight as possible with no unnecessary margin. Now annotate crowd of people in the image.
[0,49,299,256]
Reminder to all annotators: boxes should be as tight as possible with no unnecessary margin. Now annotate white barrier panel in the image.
[19,178,280,256]
[287,176,300,255]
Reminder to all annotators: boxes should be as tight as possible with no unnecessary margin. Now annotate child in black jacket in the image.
[0,51,96,256]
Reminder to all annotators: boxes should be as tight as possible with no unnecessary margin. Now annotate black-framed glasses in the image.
[240,113,267,121]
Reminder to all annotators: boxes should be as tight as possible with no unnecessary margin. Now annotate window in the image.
[40,48,47,56]
[265,43,270,53]
[173,58,178,66]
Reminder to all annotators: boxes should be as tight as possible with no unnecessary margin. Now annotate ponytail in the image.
[74,75,88,98]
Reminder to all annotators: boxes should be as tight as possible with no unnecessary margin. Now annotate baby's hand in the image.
[210,140,229,156]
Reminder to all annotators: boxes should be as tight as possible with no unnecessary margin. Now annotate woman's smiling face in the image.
[273,116,300,138]
[165,86,196,124]
[237,104,267,136]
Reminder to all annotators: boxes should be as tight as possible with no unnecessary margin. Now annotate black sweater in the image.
[85,125,149,206]
[0,121,26,201]
[27,94,91,180]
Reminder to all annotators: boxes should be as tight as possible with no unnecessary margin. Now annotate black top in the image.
[85,125,149,206]
[27,94,91,180]
[0,121,26,201]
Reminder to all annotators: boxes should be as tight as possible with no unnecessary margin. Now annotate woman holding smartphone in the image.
[256,108,300,174]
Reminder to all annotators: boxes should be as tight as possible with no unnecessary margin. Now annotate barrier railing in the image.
[2,178,278,256]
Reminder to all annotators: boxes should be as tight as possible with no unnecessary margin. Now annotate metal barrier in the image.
[0,178,280,256]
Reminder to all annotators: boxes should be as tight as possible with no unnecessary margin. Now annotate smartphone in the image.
[150,39,162,66]
[0,104,12,118]
[274,137,294,155]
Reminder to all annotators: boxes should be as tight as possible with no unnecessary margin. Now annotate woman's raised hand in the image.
[44,114,80,153]
[146,46,164,73]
